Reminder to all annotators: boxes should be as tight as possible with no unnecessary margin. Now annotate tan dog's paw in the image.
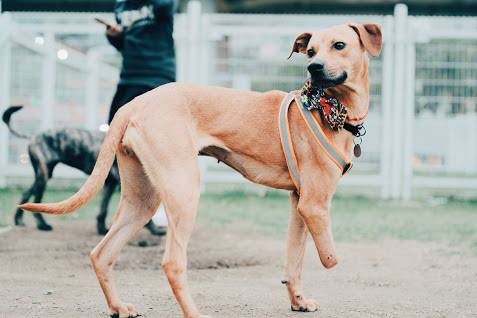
[109,302,139,318]
[291,297,319,312]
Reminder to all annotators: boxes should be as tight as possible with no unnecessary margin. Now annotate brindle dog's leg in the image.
[15,146,53,231]
[14,184,35,226]
[283,191,318,312]
[32,171,53,231]
[145,219,166,236]
[15,147,42,227]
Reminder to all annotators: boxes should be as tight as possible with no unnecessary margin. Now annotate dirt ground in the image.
[1,219,476,318]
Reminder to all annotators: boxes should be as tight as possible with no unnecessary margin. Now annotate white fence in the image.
[0,2,476,199]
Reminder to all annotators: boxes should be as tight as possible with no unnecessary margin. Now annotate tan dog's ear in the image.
[348,23,382,57]
[288,32,312,59]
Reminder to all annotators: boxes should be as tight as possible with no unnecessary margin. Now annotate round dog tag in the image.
[353,144,361,158]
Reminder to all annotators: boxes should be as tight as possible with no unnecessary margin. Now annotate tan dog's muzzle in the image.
[307,61,348,88]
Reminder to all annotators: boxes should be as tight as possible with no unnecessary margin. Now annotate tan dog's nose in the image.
[307,62,324,74]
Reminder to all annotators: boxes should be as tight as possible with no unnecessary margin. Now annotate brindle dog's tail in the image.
[19,105,133,215]
[2,105,30,139]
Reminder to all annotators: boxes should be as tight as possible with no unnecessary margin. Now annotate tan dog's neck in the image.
[326,85,369,123]
[325,55,370,124]
[322,57,370,159]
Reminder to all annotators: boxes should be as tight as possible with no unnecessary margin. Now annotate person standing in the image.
[104,0,176,233]
[106,0,176,124]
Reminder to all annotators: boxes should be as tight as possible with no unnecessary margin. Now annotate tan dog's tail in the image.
[19,106,132,215]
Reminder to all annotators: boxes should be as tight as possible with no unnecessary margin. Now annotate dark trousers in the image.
[108,84,154,124]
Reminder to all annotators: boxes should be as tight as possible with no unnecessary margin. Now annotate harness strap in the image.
[278,93,352,193]
[295,95,353,175]
[279,92,302,191]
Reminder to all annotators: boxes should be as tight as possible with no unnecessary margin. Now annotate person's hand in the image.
[106,24,122,37]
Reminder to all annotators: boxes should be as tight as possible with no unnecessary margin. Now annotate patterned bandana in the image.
[298,80,348,130]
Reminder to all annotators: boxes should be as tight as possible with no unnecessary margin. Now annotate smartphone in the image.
[95,17,112,28]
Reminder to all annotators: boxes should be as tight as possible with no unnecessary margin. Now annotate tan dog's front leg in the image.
[283,191,319,312]
[297,191,337,269]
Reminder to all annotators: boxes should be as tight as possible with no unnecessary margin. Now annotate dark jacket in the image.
[107,0,176,87]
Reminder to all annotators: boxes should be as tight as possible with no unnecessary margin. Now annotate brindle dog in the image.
[2,105,164,235]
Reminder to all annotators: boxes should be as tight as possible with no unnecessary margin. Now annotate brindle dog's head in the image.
[289,23,382,88]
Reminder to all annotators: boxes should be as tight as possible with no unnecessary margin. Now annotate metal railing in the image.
[0,3,476,200]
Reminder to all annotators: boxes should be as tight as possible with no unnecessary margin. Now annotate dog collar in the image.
[343,122,366,138]
[300,80,367,132]
[299,80,367,157]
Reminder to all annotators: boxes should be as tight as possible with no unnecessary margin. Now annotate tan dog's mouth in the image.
[309,70,347,88]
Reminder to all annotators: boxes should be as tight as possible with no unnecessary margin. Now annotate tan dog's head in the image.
[289,23,382,89]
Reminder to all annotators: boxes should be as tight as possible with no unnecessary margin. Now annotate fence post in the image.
[0,13,12,187]
[380,15,395,199]
[199,9,210,85]
[401,20,415,201]
[390,4,408,200]
[85,50,100,130]
[186,1,202,83]
[41,32,56,130]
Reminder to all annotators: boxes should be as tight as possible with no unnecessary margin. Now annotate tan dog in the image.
[21,23,382,318]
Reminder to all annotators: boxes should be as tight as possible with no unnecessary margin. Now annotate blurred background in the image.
[0,2,476,317]
[0,0,476,201]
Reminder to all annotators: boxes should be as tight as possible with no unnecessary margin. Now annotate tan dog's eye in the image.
[333,42,346,50]
[307,48,315,57]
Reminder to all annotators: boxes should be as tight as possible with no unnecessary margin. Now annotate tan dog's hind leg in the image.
[283,191,318,312]
[161,190,205,318]
[90,149,160,318]
[126,121,209,318]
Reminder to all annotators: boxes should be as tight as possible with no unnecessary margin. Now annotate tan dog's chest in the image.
[199,145,294,189]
